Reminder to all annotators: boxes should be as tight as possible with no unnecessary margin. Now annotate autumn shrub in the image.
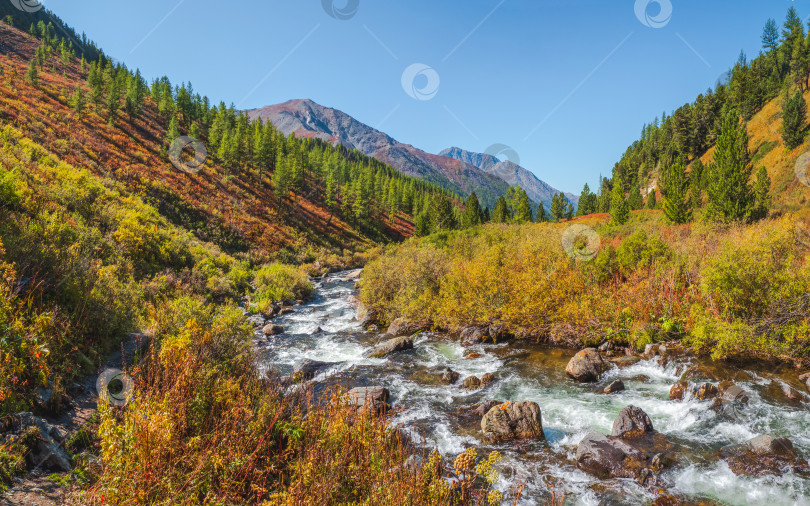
[252,263,313,310]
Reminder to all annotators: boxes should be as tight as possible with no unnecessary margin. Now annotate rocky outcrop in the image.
[368,336,414,358]
[347,386,389,412]
[604,380,625,394]
[0,413,71,472]
[720,435,810,476]
[480,401,544,443]
[386,318,429,337]
[566,348,608,382]
[611,405,654,438]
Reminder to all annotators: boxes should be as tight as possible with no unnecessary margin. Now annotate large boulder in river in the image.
[565,348,608,382]
[0,413,71,472]
[576,432,650,481]
[459,326,487,346]
[368,336,414,358]
[800,372,810,392]
[347,386,389,412]
[481,401,544,443]
[463,376,481,389]
[386,317,429,337]
[720,435,809,476]
[611,405,654,438]
[262,324,284,336]
[293,359,334,381]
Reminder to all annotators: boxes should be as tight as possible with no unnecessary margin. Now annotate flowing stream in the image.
[255,271,810,505]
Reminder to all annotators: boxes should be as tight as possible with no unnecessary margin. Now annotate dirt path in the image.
[1,333,148,505]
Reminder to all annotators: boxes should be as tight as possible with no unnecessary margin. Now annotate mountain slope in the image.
[247,100,511,208]
[439,147,578,210]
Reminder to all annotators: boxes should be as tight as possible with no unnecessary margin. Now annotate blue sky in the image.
[43,0,805,193]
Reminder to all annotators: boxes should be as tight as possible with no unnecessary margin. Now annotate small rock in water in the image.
[386,317,430,337]
[604,380,625,394]
[720,434,809,476]
[279,308,295,316]
[481,373,495,386]
[669,381,689,401]
[610,356,641,369]
[466,400,502,418]
[799,372,810,391]
[611,405,654,438]
[459,326,487,346]
[347,386,389,412]
[293,359,333,381]
[438,369,460,385]
[719,381,749,403]
[480,401,544,443]
[695,382,719,400]
[262,324,284,336]
[566,348,608,383]
[367,335,414,358]
[465,352,483,360]
[463,376,482,389]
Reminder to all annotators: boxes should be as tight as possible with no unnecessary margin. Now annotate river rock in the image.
[612,405,654,438]
[764,380,807,406]
[669,381,689,401]
[386,317,429,337]
[463,376,482,389]
[566,348,608,383]
[480,401,544,443]
[342,269,363,281]
[695,383,719,401]
[481,373,495,386]
[800,372,810,391]
[279,307,295,316]
[611,356,641,369]
[347,386,389,411]
[468,400,503,418]
[465,352,483,360]
[293,359,333,380]
[438,368,460,385]
[644,344,661,357]
[719,381,749,403]
[576,432,649,481]
[368,335,414,358]
[604,380,625,394]
[459,326,487,346]
[0,413,71,472]
[262,324,284,336]
[720,435,809,476]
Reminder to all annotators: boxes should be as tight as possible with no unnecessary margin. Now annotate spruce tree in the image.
[782,90,807,149]
[492,196,510,223]
[627,184,643,210]
[432,194,456,231]
[577,183,595,216]
[463,191,483,228]
[565,203,574,220]
[750,166,771,221]
[647,189,657,209]
[535,204,546,223]
[550,193,567,221]
[610,175,629,224]
[25,59,38,86]
[663,162,692,224]
[70,86,85,117]
[515,189,532,223]
[707,108,754,222]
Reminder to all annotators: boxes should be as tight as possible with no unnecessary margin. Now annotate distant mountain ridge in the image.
[247,100,511,208]
[439,147,578,211]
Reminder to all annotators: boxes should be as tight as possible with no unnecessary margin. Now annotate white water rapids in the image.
[255,271,810,505]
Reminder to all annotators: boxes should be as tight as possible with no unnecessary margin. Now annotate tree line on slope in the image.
[574,7,810,226]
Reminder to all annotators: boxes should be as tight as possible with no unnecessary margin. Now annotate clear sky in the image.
[40,0,806,193]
